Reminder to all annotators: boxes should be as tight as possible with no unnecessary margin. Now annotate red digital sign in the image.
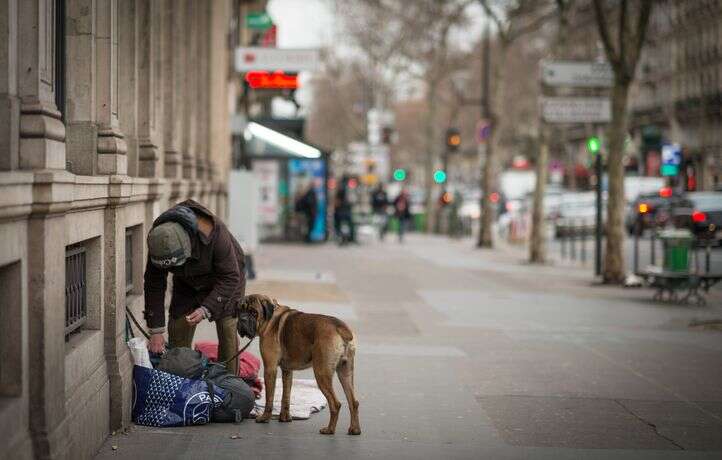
[245,71,298,90]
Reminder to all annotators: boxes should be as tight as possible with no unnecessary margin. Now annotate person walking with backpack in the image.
[143,199,245,375]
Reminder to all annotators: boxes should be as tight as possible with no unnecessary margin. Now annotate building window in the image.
[54,0,66,120]
[125,229,133,294]
[65,243,87,339]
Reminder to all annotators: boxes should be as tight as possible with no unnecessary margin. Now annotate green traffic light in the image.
[587,136,601,153]
[393,168,407,181]
[433,170,447,184]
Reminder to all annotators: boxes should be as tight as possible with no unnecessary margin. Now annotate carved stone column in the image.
[95,0,127,175]
[181,0,196,181]
[136,0,160,178]
[162,0,182,180]
[117,0,137,176]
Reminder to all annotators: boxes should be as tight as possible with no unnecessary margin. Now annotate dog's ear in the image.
[262,297,275,321]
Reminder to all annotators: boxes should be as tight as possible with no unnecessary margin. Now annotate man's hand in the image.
[185,307,206,326]
[148,333,166,354]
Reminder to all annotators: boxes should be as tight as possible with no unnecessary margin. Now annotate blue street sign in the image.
[660,143,681,177]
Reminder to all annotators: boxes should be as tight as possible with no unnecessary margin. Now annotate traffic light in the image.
[393,168,407,181]
[446,128,461,152]
[433,169,447,184]
[439,191,453,207]
[586,136,601,154]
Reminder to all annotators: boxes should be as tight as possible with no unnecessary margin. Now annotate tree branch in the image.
[618,0,627,71]
[592,0,621,73]
[478,0,508,42]
[628,0,654,73]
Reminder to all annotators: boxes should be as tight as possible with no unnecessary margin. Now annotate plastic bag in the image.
[127,337,152,369]
[132,365,225,427]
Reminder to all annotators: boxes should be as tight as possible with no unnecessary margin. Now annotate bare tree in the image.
[592,0,654,283]
[335,0,473,229]
[529,0,574,263]
[477,0,556,248]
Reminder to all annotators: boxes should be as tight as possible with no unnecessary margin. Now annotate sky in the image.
[265,0,488,115]
[267,0,337,48]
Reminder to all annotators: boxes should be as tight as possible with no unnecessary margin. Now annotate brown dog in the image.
[238,294,361,435]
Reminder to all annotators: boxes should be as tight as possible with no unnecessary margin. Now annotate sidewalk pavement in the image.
[97,234,722,459]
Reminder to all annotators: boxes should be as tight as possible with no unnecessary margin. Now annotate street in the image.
[97,234,722,459]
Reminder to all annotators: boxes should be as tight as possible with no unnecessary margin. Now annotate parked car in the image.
[554,192,605,237]
[624,188,687,235]
[672,192,722,245]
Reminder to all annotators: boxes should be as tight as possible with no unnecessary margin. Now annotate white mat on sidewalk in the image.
[251,378,326,420]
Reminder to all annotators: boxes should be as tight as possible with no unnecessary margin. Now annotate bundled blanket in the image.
[194,340,263,397]
[251,379,327,420]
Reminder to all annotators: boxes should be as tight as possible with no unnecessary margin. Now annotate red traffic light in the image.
[659,187,673,198]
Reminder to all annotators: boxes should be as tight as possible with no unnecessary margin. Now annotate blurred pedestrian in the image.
[393,187,412,243]
[371,183,390,241]
[295,183,318,243]
[334,179,355,245]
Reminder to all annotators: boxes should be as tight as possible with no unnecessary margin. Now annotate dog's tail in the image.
[336,324,354,343]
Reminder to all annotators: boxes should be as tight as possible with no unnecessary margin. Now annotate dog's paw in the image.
[347,426,361,435]
[278,413,292,423]
[255,414,271,423]
[319,427,335,435]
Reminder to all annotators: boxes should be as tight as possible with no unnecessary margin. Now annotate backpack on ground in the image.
[204,363,255,422]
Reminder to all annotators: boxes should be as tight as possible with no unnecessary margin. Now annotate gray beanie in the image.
[148,222,191,268]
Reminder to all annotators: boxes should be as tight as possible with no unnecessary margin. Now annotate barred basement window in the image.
[125,230,133,294]
[65,244,87,338]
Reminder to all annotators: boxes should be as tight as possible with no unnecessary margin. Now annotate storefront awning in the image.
[244,122,322,159]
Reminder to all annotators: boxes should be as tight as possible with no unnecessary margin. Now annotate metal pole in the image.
[633,225,639,273]
[594,153,603,276]
[650,229,656,266]
[581,219,587,265]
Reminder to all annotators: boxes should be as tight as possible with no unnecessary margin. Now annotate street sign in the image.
[541,61,613,87]
[540,97,611,123]
[235,47,320,72]
[660,143,681,176]
[476,119,491,144]
[246,12,273,30]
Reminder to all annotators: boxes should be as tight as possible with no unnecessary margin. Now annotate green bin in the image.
[658,229,693,272]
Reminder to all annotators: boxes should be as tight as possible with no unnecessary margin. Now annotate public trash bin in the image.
[659,228,693,272]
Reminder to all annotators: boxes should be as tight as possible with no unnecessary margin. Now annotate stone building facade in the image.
[631,0,722,190]
[561,1,722,190]
[0,0,234,458]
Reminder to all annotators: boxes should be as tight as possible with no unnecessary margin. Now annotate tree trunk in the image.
[477,46,507,248]
[424,82,439,232]
[602,81,630,283]
[529,123,549,263]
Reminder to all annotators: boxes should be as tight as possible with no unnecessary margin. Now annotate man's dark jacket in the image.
[144,200,246,331]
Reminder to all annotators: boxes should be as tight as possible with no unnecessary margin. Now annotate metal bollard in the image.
[581,220,587,265]
[650,229,656,266]
[633,226,639,274]
[561,221,567,259]
[571,221,577,261]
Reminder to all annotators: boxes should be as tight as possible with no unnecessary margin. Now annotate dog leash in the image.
[126,306,151,339]
[126,305,253,371]
[222,336,255,366]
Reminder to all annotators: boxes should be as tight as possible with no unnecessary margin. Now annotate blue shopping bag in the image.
[132,365,225,427]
